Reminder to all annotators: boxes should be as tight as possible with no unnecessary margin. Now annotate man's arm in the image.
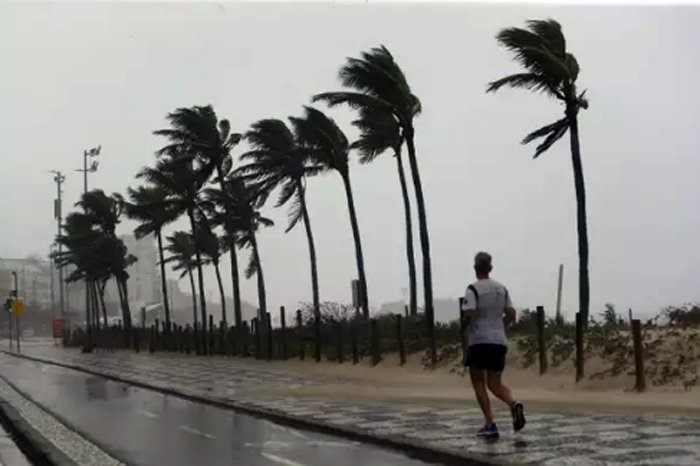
[503,288,516,327]
[462,287,477,319]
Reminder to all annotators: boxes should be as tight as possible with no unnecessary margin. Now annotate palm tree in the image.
[350,104,417,316]
[487,19,590,324]
[164,231,199,326]
[203,176,273,317]
[195,208,227,325]
[154,106,244,328]
[313,46,434,362]
[236,119,325,332]
[289,106,370,317]
[124,184,179,333]
[138,153,210,349]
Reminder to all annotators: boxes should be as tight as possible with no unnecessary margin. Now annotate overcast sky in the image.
[2,2,699,320]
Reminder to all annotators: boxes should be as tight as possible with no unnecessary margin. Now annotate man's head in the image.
[474,251,493,278]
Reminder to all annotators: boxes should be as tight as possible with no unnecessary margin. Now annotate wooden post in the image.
[155,319,160,351]
[396,314,406,366]
[296,310,305,361]
[314,311,321,363]
[219,321,225,355]
[459,298,468,366]
[629,308,633,325]
[632,319,646,392]
[351,321,359,364]
[184,326,191,354]
[149,325,155,353]
[252,318,260,359]
[266,312,273,361]
[335,320,343,363]
[280,306,287,361]
[404,305,409,318]
[208,314,214,356]
[370,318,380,366]
[536,306,548,375]
[575,312,584,382]
[241,322,249,357]
[193,323,200,355]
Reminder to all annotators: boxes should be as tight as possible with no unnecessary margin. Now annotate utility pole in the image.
[555,264,564,324]
[50,170,66,317]
[76,145,101,344]
[49,245,56,319]
[11,271,18,350]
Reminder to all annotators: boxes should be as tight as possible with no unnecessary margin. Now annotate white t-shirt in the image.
[461,278,512,346]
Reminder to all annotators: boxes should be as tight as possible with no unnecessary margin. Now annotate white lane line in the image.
[178,425,216,439]
[136,409,158,419]
[267,422,310,440]
[261,452,308,466]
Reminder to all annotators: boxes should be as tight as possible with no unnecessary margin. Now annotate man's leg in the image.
[469,367,494,426]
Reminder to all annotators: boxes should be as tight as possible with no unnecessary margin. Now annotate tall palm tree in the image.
[487,19,590,324]
[154,106,245,328]
[203,176,273,317]
[289,106,370,317]
[350,105,417,316]
[236,119,325,331]
[313,45,434,363]
[164,231,199,326]
[195,208,227,324]
[124,184,179,332]
[138,153,210,349]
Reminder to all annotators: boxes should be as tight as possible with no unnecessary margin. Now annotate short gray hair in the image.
[474,251,493,273]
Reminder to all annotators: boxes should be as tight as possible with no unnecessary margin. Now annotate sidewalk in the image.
[7,341,700,465]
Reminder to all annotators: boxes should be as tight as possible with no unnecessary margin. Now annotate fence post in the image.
[336,320,344,363]
[575,312,584,382]
[252,318,260,359]
[536,306,548,375]
[208,315,214,356]
[266,312,273,361]
[242,322,249,357]
[351,321,359,364]
[296,310,304,360]
[396,314,406,366]
[149,325,155,353]
[314,311,321,363]
[155,319,160,351]
[632,319,646,392]
[404,305,409,318]
[184,326,191,354]
[280,306,287,361]
[370,318,380,366]
[219,321,225,355]
[193,323,200,355]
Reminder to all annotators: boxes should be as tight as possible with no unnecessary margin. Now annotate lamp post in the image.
[76,145,101,345]
[49,170,66,317]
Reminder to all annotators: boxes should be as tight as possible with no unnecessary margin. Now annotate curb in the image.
[3,350,498,466]
[0,376,76,466]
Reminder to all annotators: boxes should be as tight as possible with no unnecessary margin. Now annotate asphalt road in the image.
[0,354,435,466]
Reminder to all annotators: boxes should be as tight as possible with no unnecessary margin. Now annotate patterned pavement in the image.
[6,344,700,465]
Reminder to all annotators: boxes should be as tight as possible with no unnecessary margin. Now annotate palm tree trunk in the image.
[567,110,590,326]
[90,280,100,330]
[117,278,133,329]
[394,145,417,316]
[99,280,108,327]
[404,127,435,366]
[214,261,226,324]
[84,278,92,344]
[249,231,267,316]
[156,230,172,333]
[187,207,208,353]
[298,180,321,327]
[340,172,369,317]
[188,269,198,326]
[216,166,240,328]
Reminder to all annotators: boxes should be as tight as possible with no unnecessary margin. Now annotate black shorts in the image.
[465,344,507,372]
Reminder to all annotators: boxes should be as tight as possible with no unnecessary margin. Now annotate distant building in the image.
[0,256,53,308]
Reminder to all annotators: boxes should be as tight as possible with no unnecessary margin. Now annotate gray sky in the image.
[2,2,699,320]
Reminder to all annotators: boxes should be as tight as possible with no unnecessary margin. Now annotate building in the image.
[0,256,53,307]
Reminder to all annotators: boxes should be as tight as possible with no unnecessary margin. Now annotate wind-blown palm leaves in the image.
[124,184,179,332]
[154,105,245,328]
[236,118,324,339]
[289,106,370,317]
[163,231,199,326]
[487,18,591,325]
[313,45,436,365]
[203,175,273,317]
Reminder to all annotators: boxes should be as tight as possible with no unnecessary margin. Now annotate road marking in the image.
[136,409,158,419]
[179,425,216,439]
[261,452,307,466]
[267,422,309,440]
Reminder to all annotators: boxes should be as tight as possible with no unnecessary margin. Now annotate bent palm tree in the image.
[154,106,244,328]
[124,184,179,332]
[487,18,590,324]
[237,119,324,330]
[290,106,370,317]
[350,105,417,316]
[313,45,434,362]
[164,231,199,326]
[195,209,227,324]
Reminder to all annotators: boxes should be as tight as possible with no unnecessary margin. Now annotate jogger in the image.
[462,251,526,438]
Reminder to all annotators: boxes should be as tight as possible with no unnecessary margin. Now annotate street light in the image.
[49,170,66,318]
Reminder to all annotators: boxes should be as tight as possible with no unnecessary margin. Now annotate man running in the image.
[462,251,525,438]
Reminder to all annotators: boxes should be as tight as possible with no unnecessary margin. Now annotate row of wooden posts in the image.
[73,302,647,391]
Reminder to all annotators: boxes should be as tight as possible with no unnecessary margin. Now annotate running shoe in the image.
[511,402,526,432]
[477,423,499,439]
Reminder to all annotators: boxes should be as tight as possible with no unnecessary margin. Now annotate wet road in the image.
[0,354,435,466]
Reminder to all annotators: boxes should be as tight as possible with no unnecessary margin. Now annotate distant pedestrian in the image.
[462,251,525,438]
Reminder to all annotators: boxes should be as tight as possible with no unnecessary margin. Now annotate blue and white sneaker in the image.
[477,423,499,439]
